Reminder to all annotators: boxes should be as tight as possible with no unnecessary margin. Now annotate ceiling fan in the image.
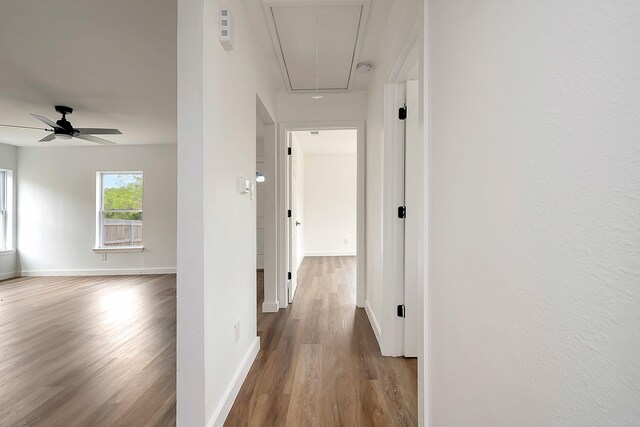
[0,105,121,145]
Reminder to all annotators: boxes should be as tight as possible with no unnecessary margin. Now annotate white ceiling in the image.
[293,129,357,155]
[269,4,364,91]
[0,0,176,147]
[243,0,394,92]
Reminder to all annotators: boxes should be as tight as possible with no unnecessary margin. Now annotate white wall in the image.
[16,145,176,275]
[277,91,366,123]
[427,1,640,425]
[304,153,357,256]
[256,166,265,269]
[0,143,17,279]
[256,119,265,269]
[177,0,278,424]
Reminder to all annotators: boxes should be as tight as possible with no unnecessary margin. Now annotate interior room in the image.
[1,0,638,425]
[0,0,177,424]
[294,129,358,260]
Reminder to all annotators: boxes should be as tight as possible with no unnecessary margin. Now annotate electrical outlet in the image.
[344,239,348,245]
[102,253,107,261]
[234,321,240,342]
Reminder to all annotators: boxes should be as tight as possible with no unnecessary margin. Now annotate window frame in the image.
[94,171,145,253]
[0,169,14,253]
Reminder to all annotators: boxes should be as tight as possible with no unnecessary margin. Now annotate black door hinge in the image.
[288,272,292,280]
[398,206,406,218]
[287,209,292,218]
[399,106,407,121]
[397,304,405,318]
[288,147,292,155]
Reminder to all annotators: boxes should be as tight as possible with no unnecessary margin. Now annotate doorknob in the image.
[296,221,302,226]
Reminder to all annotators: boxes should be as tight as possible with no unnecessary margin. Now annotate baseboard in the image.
[365,299,382,348]
[305,251,357,257]
[0,271,19,281]
[262,300,279,313]
[20,267,176,277]
[208,337,260,427]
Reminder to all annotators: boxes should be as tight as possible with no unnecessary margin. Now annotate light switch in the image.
[237,177,250,194]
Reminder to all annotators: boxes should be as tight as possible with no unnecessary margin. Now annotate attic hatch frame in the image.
[262,0,372,94]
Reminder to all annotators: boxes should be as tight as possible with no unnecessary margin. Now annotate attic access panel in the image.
[264,1,370,92]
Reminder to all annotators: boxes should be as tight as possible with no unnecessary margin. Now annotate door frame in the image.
[277,120,366,309]
[380,13,422,358]
[287,134,300,303]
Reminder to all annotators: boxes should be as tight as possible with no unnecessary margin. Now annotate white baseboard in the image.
[262,300,279,313]
[305,251,357,257]
[365,299,382,348]
[209,336,260,427]
[0,271,19,281]
[20,267,176,277]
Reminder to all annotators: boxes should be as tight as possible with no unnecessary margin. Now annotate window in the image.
[96,172,143,250]
[0,169,13,252]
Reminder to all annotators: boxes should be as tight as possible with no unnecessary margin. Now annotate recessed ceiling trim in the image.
[269,7,295,91]
[262,0,371,93]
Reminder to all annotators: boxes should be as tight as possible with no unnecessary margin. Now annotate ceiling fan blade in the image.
[75,128,122,135]
[39,133,56,143]
[30,114,63,130]
[74,134,116,145]
[0,123,52,131]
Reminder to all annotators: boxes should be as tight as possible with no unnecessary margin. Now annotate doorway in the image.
[278,122,366,309]
[381,37,423,358]
[286,129,358,303]
[256,96,278,314]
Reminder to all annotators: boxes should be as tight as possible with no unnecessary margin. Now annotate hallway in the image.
[225,257,417,426]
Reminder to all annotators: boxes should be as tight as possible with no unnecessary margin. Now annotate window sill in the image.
[0,249,15,256]
[92,246,144,254]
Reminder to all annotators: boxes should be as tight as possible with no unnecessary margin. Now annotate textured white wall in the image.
[16,145,177,275]
[427,1,640,425]
[178,0,278,424]
[0,143,17,279]
[303,153,357,256]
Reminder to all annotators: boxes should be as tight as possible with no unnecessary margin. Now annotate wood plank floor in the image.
[0,274,176,426]
[226,257,418,427]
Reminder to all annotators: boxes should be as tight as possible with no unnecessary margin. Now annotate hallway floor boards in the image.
[0,274,176,426]
[226,256,417,427]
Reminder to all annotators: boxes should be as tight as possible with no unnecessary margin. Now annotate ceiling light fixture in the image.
[312,19,323,100]
[356,62,373,72]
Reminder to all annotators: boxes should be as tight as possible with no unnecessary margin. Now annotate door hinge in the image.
[287,209,292,218]
[397,304,405,318]
[288,272,292,280]
[399,106,407,121]
[398,206,406,218]
[288,147,292,155]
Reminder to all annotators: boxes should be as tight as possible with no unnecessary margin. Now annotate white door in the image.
[287,135,299,303]
[403,80,422,357]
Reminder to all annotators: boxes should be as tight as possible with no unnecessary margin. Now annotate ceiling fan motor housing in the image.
[54,105,73,115]
[54,105,75,135]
